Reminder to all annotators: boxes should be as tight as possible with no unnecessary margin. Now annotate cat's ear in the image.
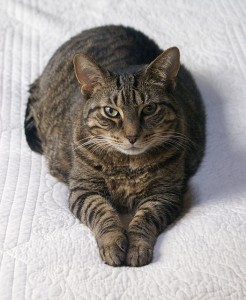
[73,53,108,96]
[144,47,180,91]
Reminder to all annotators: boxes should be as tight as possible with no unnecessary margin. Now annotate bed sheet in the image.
[0,0,246,299]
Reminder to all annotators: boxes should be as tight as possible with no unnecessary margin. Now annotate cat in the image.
[24,25,205,267]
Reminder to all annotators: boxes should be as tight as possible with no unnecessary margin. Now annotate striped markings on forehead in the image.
[112,74,147,106]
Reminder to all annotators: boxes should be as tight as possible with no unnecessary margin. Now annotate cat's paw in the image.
[126,240,153,267]
[98,231,128,266]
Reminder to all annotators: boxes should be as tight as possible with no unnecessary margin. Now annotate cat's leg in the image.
[69,191,128,266]
[126,193,182,267]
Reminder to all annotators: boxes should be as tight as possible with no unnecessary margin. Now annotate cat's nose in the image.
[127,136,138,144]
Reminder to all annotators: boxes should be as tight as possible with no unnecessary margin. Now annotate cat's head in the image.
[73,47,181,156]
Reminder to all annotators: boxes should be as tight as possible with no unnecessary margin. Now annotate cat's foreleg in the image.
[69,191,127,266]
[126,193,182,267]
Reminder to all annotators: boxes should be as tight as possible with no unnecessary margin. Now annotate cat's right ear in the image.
[73,53,108,96]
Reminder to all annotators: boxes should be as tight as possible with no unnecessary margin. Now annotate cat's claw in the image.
[98,233,128,266]
[126,241,153,267]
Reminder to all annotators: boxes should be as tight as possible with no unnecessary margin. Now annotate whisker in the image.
[140,130,199,155]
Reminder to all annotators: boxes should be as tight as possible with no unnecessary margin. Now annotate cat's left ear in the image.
[73,53,109,96]
[144,47,180,91]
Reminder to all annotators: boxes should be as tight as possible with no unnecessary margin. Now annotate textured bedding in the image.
[0,0,246,299]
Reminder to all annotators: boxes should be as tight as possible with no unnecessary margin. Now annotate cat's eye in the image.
[142,103,157,115]
[104,106,119,118]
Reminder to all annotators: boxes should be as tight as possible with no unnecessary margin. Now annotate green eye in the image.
[104,106,119,118]
[142,103,157,115]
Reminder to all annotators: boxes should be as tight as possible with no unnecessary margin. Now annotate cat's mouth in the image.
[116,144,148,156]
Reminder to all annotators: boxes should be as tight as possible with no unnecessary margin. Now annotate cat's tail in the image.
[24,80,43,154]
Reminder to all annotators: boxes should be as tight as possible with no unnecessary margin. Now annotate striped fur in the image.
[24,25,205,267]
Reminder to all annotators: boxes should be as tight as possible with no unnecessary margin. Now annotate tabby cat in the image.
[25,25,205,267]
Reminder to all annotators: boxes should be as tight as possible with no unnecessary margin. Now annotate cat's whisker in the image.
[140,134,193,153]
[75,136,92,144]
[143,131,198,152]
[166,132,198,147]
[73,139,93,150]
[73,136,106,152]
[83,139,114,155]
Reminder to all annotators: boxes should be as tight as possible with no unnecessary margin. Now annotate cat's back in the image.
[69,25,162,67]
[40,25,161,89]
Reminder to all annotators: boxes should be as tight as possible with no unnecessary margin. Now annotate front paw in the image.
[126,239,153,267]
[97,231,128,266]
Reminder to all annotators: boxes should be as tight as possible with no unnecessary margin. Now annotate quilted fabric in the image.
[0,0,246,299]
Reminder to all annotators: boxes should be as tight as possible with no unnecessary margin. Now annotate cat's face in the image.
[82,80,178,155]
[74,48,180,156]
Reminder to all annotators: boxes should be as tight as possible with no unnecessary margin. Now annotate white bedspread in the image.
[0,0,246,299]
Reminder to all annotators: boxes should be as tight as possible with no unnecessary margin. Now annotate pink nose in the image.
[127,136,138,144]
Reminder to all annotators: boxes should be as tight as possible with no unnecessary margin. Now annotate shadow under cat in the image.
[192,74,246,203]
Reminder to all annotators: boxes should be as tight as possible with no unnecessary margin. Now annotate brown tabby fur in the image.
[25,25,205,267]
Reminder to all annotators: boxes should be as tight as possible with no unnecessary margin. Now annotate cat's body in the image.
[25,25,205,266]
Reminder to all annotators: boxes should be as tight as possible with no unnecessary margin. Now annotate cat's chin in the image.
[116,146,148,156]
